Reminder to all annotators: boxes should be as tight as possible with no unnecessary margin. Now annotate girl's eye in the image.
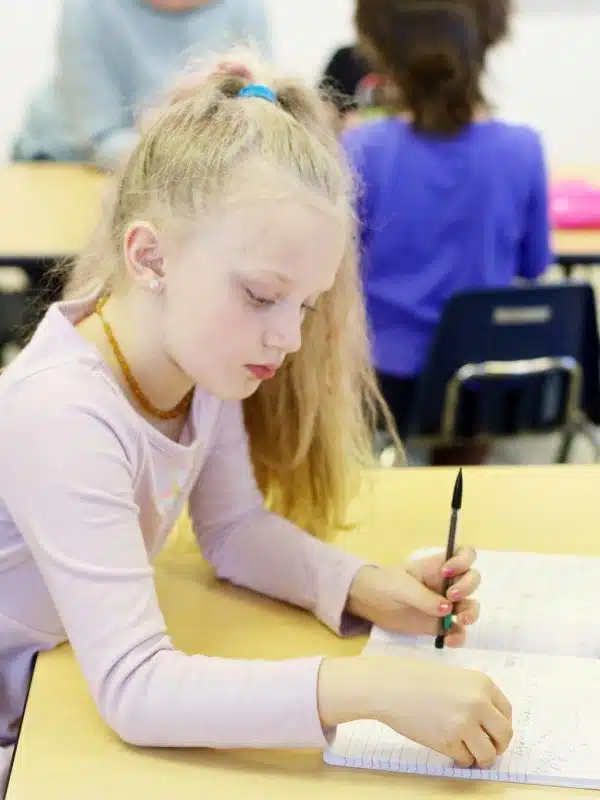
[245,288,276,307]
[244,286,318,313]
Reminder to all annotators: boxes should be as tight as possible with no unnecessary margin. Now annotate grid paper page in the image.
[324,644,600,789]
[414,550,600,659]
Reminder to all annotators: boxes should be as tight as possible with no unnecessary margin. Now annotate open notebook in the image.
[324,550,600,790]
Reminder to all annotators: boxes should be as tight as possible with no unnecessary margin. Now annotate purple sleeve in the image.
[189,400,370,636]
[518,135,552,280]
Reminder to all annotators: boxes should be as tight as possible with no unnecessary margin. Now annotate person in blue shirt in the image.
[12,0,270,172]
[343,0,551,466]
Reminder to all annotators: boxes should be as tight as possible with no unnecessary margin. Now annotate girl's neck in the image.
[76,292,193,441]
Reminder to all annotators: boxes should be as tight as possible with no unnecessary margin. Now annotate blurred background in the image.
[1,1,599,164]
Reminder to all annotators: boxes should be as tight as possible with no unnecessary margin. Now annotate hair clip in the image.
[237,84,277,104]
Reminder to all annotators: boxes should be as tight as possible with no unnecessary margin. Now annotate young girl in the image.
[0,52,512,793]
[344,0,551,465]
[11,0,270,171]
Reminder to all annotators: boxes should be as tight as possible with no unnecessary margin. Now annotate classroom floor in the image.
[403,432,598,467]
[488,428,596,464]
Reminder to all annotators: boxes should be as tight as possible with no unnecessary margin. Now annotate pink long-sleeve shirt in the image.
[0,295,368,751]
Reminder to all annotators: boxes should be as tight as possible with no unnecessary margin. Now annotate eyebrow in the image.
[247,269,333,296]
[252,270,294,286]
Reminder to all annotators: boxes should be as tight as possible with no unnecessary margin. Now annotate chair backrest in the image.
[410,283,600,442]
[0,268,30,350]
[0,292,27,348]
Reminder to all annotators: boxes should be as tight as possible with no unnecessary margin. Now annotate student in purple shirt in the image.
[343,0,551,466]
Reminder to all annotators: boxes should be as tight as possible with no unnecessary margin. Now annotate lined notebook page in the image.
[420,550,600,659]
[325,643,600,789]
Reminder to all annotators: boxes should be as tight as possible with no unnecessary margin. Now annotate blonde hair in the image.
[62,49,401,539]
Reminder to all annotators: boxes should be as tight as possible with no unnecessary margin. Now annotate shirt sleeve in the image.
[54,0,139,170]
[518,134,552,280]
[189,400,370,636]
[0,380,337,750]
[234,0,271,59]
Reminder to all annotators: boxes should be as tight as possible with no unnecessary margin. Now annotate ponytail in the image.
[356,1,485,136]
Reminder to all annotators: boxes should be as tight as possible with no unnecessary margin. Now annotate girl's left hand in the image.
[346,547,481,648]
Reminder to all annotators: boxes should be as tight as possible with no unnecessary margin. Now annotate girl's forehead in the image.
[174,195,346,290]
[220,159,348,212]
[185,193,349,253]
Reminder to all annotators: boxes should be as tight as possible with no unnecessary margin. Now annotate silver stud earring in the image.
[149,278,163,294]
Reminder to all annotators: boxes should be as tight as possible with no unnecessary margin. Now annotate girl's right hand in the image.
[318,655,513,768]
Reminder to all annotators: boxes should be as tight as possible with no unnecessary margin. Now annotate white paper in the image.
[324,550,600,788]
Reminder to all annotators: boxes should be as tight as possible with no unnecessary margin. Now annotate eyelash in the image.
[245,288,317,313]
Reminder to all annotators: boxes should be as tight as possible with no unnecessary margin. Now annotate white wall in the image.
[1,1,599,165]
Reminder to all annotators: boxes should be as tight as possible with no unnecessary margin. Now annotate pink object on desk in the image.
[550,180,600,230]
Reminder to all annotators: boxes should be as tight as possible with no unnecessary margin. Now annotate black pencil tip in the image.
[452,469,463,510]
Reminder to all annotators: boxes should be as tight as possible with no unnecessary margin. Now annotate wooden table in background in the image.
[0,164,105,265]
[1,162,600,272]
[551,165,600,272]
[7,465,600,799]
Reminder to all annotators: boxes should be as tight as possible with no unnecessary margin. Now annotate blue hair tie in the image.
[237,84,277,104]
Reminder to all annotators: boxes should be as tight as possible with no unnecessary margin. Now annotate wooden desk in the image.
[8,465,600,799]
[0,162,599,284]
[1,162,600,265]
[0,164,105,263]
[552,228,600,265]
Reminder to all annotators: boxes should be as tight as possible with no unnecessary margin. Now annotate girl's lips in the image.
[245,364,277,380]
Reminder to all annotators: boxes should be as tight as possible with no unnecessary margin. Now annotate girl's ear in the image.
[123,222,165,290]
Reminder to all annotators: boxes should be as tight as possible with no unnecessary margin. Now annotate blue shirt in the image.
[13,0,270,171]
[343,118,551,377]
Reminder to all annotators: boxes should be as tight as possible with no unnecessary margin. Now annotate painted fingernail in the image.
[442,567,454,577]
[440,602,452,614]
[449,588,461,600]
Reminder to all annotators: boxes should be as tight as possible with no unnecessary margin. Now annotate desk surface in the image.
[8,464,600,799]
[0,164,105,259]
[1,163,600,261]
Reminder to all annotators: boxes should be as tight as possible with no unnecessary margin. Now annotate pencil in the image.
[435,469,463,650]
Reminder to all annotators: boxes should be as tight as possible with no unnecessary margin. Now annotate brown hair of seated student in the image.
[474,0,511,51]
[354,0,511,136]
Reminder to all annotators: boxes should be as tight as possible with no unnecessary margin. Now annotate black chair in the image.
[397,283,600,463]
[0,268,30,364]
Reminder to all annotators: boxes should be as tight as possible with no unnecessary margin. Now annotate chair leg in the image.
[557,419,600,464]
[556,427,576,464]
[580,421,600,463]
